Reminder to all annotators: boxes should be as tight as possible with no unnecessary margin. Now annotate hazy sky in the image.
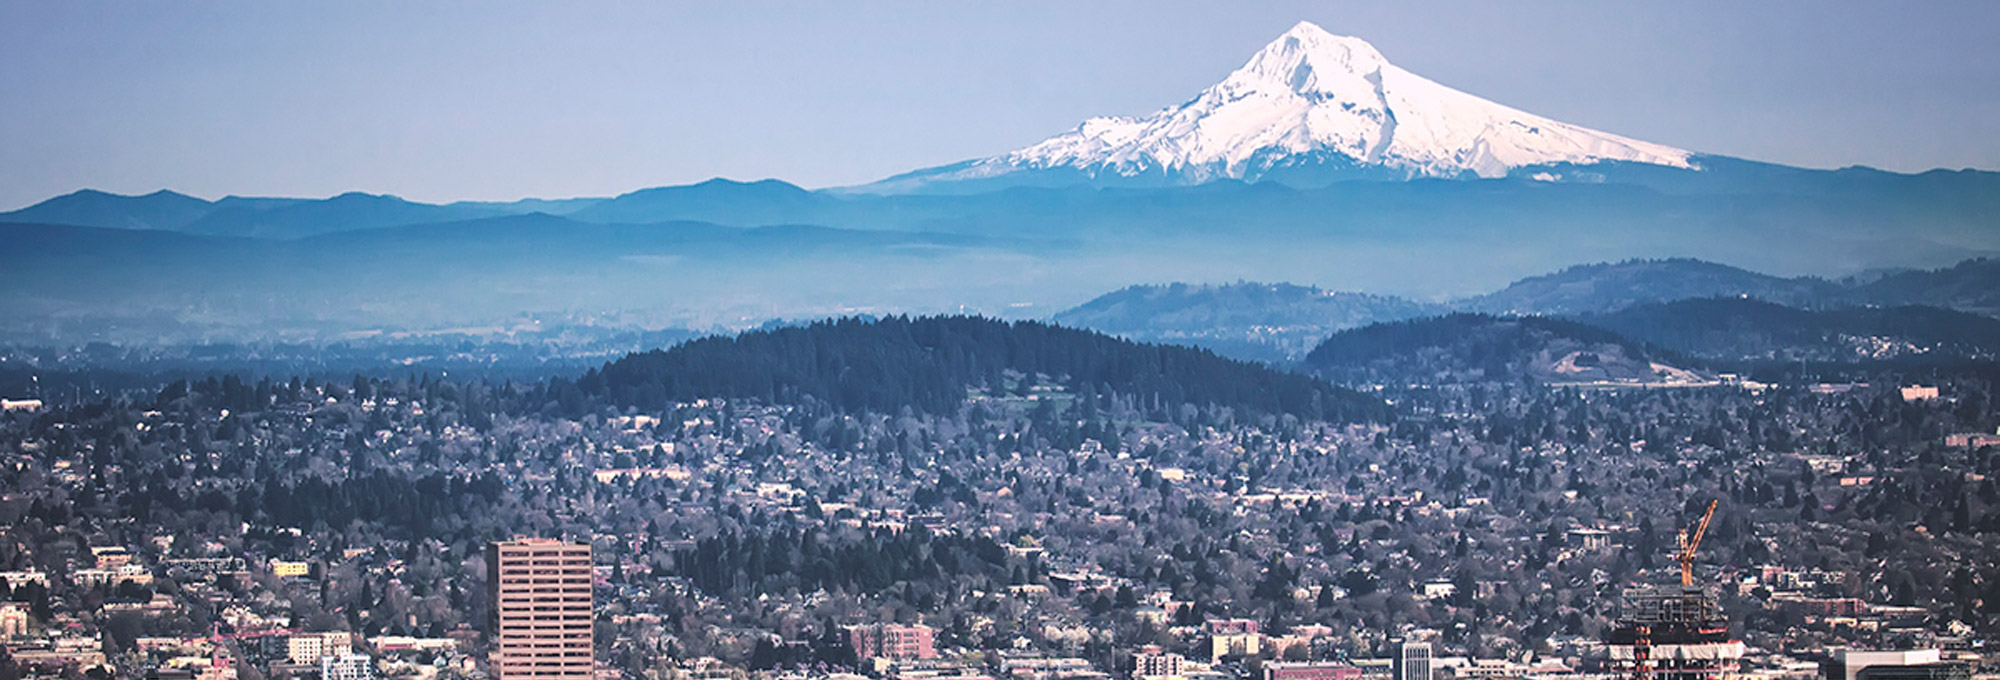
[3,1,1996,209]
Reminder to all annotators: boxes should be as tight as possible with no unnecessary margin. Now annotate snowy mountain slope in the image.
[862,21,1694,192]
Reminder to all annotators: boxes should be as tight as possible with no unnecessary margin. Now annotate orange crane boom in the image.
[1677,499,1718,587]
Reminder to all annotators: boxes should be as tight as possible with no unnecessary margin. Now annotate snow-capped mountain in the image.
[862,21,1695,193]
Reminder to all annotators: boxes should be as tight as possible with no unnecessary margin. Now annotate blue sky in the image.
[2,1,1995,208]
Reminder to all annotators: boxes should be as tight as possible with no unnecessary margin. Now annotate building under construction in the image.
[1603,501,1745,680]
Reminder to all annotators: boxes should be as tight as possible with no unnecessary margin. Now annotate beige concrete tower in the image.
[487,538,594,680]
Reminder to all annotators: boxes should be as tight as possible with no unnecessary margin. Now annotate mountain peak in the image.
[1241,22,1389,96]
[859,21,1696,193]
[1272,19,1373,53]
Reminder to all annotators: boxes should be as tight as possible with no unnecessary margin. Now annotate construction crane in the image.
[1676,499,1718,588]
[1613,500,1737,680]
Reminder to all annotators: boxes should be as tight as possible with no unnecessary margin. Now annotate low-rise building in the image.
[289,631,354,665]
[847,623,936,661]
[321,651,376,680]
[1209,633,1259,663]
[1000,655,1102,680]
[1266,663,1363,680]
[1205,619,1259,635]
[370,635,459,653]
[1569,528,1613,550]
[1944,431,2000,448]
[0,602,29,637]
[0,570,50,588]
[90,546,134,568]
[75,563,154,587]
[9,635,107,671]
[1825,650,1971,680]
[1133,647,1186,679]
[166,557,249,581]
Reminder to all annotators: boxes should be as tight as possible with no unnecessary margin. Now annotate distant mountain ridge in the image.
[1057,258,2000,364]
[1465,257,2000,316]
[2,189,216,232]
[177,192,508,239]
[13,171,1995,283]
[568,178,824,226]
[0,188,604,238]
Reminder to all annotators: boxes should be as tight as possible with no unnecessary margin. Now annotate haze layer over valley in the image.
[4,21,1996,349]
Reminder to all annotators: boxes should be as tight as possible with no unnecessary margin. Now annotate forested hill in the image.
[1460,258,1838,315]
[570,316,1387,421]
[1303,313,1691,385]
[1575,297,2000,362]
[1852,258,2000,316]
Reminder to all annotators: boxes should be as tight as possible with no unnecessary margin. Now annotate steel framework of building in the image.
[1604,501,1743,680]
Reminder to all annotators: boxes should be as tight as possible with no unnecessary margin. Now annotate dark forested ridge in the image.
[1303,313,1685,385]
[570,315,1387,421]
[1852,257,2000,316]
[1300,299,2000,387]
[1577,297,2000,363]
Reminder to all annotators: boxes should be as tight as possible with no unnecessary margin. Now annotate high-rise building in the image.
[1393,641,1431,680]
[488,538,594,680]
[1604,587,1745,680]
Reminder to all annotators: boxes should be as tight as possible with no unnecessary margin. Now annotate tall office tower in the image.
[1393,640,1432,680]
[488,539,594,680]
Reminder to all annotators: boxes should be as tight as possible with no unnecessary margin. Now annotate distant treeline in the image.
[1306,313,1651,366]
[1578,298,2000,361]
[1303,302,2000,385]
[1302,312,1681,385]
